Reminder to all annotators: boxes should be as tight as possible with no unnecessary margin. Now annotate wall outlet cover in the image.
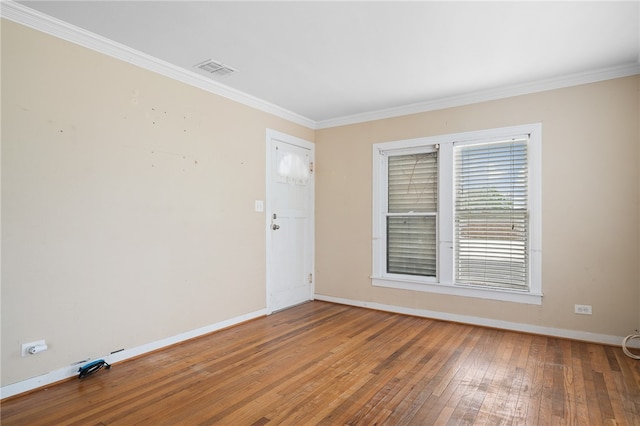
[21,340,46,357]
[574,304,593,315]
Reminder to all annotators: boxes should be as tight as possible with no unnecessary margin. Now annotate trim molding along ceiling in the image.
[0,1,316,129]
[315,63,640,129]
[2,0,640,126]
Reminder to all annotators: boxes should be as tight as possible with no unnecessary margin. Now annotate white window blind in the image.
[454,138,529,290]
[387,153,437,276]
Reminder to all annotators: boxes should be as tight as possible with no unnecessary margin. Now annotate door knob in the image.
[272,224,280,230]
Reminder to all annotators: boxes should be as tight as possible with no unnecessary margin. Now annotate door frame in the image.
[265,129,315,314]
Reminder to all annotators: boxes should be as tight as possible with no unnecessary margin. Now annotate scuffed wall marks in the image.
[150,150,199,173]
[119,88,207,175]
[3,18,315,389]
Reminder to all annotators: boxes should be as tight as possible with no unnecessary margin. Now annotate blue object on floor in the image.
[78,359,111,378]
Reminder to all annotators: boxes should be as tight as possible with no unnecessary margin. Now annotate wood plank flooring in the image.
[2,301,639,425]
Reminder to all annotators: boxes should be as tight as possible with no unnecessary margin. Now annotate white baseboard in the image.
[4,298,637,399]
[0,308,268,400]
[314,294,640,349]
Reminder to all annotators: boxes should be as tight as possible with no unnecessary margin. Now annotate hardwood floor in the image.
[2,301,639,425]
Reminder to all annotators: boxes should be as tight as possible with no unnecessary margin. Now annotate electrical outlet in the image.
[21,340,46,357]
[574,304,592,315]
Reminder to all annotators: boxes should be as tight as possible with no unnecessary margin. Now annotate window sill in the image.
[371,276,542,305]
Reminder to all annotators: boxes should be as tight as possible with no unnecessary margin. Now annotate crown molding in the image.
[316,62,640,129]
[1,1,317,130]
[3,1,639,132]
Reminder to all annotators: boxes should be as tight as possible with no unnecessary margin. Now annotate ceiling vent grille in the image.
[194,59,236,77]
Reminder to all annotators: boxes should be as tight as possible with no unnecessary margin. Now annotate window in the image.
[387,152,438,276]
[372,124,542,304]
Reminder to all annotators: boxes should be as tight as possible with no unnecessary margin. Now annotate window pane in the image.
[456,211,528,289]
[388,153,437,213]
[387,216,436,276]
[455,140,529,290]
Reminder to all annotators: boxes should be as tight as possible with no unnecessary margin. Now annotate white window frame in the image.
[372,123,542,305]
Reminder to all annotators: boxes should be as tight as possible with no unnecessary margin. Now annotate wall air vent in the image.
[194,59,236,77]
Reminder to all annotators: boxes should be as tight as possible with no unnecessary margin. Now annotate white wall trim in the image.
[0,1,316,130]
[3,1,639,132]
[0,308,268,400]
[315,63,640,129]
[314,294,640,349]
[372,278,543,305]
[2,295,636,400]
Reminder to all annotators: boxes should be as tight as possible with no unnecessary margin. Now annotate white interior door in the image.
[266,130,314,313]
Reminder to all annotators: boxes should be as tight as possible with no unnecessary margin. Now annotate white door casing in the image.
[266,130,314,313]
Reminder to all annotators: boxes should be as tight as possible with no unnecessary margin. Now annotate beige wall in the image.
[3,17,640,390]
[316,75,640,338]
[1,20,313,386]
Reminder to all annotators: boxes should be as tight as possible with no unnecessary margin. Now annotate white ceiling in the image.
[11,1,640,127]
